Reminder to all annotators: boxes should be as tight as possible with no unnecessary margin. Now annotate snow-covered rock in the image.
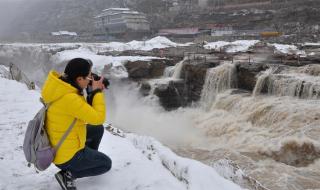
[204,40,259,53]
[269,43,306,56]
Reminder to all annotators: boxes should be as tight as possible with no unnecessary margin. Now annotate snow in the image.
[86,36,192,52]
[0,76,242,190]
[50,48,162,79]
[1,36,191,52]
[0,65,10,79]
[269,43,306,56]
[204,40,259,53]
[102,8,130,12]
[0,37,182,84]
[302,42,320,47]
[51,31,77,36]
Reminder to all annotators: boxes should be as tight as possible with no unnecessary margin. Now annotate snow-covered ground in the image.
[269,43,306,56]
[203,40,259,53]
[203,40,310,56]
[50,48,162,79]
[2,36,191,53]
[0,36,190,83]
[0,75,242,189]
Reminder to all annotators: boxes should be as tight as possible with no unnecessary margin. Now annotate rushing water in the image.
[253,65,320,99]
[1,44,320,190]
[200,62,237,110]
[188,62,320,190]
[107,60,320,190]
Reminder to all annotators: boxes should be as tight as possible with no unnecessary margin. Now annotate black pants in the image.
[56,125,112,178]
[86,124,105,150]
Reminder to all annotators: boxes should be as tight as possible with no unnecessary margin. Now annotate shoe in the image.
[55,170,77,190]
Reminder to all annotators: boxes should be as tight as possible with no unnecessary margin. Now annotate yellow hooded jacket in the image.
[41,71,106,164]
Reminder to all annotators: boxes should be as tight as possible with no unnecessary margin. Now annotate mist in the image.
[106,79,208,148]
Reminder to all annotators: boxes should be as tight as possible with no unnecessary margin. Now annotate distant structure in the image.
[51,31,77,36]
[51,31,77,37]
[158,28,202,38]
[210,26,234,37]
[198,0,208,8]
[50,31,78,40]
[94,8,150,39]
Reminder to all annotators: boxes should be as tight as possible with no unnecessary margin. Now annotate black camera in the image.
[91,73,110,88]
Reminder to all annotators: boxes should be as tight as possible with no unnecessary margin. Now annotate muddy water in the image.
[176,91,320,190]
[172,61,320,190]
[112,60,320,190]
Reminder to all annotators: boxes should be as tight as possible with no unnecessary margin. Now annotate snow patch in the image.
[204,40,259,53]
[269,43,306,56]
[127,134,243,190]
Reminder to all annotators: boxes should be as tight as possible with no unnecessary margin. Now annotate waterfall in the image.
[253,68,275,96]
[162,58,186,79]
[200,63,237,110]
[171,59,185,79]
[163,66,175,78]
[254,72,320,99]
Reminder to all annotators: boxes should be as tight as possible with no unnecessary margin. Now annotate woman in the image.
[41,58,112,190]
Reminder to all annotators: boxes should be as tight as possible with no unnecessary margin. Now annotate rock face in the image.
[133,43,320,110]
[181,59,220,102]
[124,59,167,79]
[153,80,187,110]
[236,62,269,91]
[125,61,151,78]
[139,81,152,96]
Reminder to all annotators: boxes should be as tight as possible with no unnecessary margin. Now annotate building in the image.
[211,26,234,36]
[50,31,78,40]
[198,0,208,8]
[51,31,77,37]
[158,28,202,38]
[94,8,150,38]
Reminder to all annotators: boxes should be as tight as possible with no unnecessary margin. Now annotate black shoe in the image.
[55,171,77,190]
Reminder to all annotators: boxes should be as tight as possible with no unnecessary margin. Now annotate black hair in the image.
[60,58,93,93]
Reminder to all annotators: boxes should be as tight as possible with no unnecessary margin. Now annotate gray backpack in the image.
[23,98,76,171]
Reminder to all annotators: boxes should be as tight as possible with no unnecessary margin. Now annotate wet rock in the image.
[124,59,167,79]
[259,141,320,167]
[124,60,151,79]
[149,60,167,77]
[236,62,269,91]
[117,50,155,57]
[139,81,151,96]
[181,59,220,102]
[47,45,81,55]
[154,80,187,110]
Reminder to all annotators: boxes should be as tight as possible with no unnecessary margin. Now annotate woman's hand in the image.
[92,77,105,91]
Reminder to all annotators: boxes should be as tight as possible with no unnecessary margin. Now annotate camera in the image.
[91,73,110,88]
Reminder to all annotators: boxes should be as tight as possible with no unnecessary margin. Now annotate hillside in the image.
[0,0,319,42]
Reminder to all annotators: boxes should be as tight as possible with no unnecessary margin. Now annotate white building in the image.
[211,26,234,36]
[94,8,150,35]
[51,31,77,36]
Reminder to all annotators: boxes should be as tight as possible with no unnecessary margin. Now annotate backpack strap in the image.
[39,97,77,152]
[54,119,77,152]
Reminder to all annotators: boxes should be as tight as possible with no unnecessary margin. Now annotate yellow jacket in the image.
[41,71,106,164]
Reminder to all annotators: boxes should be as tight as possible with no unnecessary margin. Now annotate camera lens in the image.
[102,78,110,88]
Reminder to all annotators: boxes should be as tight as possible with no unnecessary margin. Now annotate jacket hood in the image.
[41,71,78,104]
